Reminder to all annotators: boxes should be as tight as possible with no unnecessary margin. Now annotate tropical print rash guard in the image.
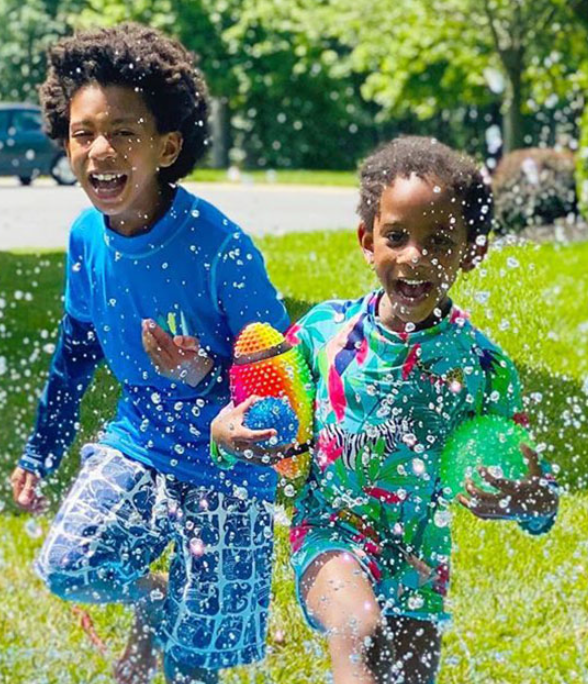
[288,291,556,621]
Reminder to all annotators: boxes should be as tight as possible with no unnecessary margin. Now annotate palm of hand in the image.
[141,319,211,387]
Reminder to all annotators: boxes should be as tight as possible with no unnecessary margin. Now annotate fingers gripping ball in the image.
[230,322,314,478]
[243,397,299,448]
[439,415,535,499]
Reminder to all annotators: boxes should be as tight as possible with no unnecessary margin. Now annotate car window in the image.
[12,110,43,132]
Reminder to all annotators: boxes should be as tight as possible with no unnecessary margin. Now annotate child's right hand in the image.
[10,466,48,514]
[211,396,286,467]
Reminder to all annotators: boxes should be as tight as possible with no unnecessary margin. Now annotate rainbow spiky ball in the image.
[230,322,314,478]
[244,397,299,448]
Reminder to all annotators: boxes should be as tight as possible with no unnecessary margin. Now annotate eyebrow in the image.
[381,221,405,229]
[111,118,141,125]
[70,117,140,126]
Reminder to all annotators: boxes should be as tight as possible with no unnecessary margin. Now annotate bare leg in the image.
[302,551,383,684]
[114,573,168,684]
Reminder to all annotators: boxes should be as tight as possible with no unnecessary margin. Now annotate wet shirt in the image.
[20,186,288,498]
[287,291,554,617]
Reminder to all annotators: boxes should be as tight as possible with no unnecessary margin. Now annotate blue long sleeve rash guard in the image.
[19,186,289,499]
[19,314,104,477]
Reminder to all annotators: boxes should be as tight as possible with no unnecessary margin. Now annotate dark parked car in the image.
[0,103,76,185]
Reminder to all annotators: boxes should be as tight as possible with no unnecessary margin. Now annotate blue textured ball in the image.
[244,397,299,448]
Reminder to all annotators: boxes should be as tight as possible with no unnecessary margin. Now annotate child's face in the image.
[66,84,182,234]
[359,174,483,331]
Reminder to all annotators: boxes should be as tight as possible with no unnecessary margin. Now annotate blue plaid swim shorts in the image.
[35,444,275,670]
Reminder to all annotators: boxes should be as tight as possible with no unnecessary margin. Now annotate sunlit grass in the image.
[1,233,587,682]
[187,168,357,187]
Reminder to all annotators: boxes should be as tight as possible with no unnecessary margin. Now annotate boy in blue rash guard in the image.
[9,23,288,684]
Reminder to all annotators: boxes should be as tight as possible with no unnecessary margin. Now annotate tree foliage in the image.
[0,0,82,101]
[1,0,586,167]
[321,0,588,153]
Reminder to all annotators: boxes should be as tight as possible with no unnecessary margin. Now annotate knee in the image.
[325,598,382,646]
[36,542,133,603]
[35,541,88,600]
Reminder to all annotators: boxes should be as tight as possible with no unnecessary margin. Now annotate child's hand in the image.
[141,319,213,387]
[456,444,558,521]
[211,396,287,467]
[10,466,49,514]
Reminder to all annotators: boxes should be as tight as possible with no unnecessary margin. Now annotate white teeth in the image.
[400,279,427,285]
[92,173,124,181]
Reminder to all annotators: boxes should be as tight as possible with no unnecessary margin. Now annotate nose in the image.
[397,242,423,265]
[88,134,116,161]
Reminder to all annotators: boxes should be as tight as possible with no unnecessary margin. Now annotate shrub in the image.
[577,107,588,220]
[493,148,577,234]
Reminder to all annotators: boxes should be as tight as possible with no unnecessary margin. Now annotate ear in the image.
[358,222,374,265]
[159,131,183,169]
[461,236,488,272]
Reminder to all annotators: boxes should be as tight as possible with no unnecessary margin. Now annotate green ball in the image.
[439,415,534,500]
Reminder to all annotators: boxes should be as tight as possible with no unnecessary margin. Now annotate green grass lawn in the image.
[186,168,357,186]
[1,234,587,683]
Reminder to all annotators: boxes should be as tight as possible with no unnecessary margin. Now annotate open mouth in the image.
[88,172,128,199]
[394,278,434,303]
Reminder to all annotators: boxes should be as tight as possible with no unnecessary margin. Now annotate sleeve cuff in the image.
[17,451,55,479]
[210,440,238,470]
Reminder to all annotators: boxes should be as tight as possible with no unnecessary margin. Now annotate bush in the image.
[492,148,577,234]
[577,107,588,220]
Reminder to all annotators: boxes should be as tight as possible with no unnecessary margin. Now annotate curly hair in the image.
[358,136,493,240]
[39,22,209,184]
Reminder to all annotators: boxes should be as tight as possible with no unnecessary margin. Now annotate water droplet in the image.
[189,538,205,556]
[407,593,425,610]
[434,509,451,528]
[25,519,43,539]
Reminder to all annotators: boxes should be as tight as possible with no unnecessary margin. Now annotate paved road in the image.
[0,178,357,251]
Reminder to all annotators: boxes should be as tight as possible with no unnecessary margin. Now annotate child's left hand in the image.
[142,318,213,387]
[456,444,558,521]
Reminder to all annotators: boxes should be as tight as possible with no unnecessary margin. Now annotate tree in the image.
[219,0,380,168]
[0,0,81,102]
[570,0,588,29]
[323,0,588,153]
[77,0,382,169]
[568,0,588,216]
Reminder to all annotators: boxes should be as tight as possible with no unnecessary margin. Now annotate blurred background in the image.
[0,0,588,236]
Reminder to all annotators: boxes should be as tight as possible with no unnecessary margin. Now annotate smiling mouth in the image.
[88,172,128,199]
[394,278,434,303]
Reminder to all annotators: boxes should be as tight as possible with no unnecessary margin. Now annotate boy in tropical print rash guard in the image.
[213,136,559,684]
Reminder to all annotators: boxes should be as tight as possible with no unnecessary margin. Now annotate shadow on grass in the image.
[518,364,588,490]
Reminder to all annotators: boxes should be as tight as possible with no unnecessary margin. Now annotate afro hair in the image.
[358,136,493,240]
[39,22,209,184]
